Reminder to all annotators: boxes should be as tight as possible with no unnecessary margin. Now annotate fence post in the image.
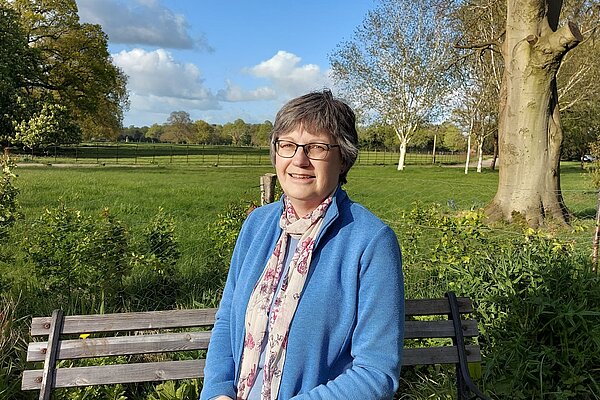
[260,173,277,205]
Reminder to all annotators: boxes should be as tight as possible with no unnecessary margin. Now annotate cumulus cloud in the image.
[246,51,332,98]
[77,0,210,50]
[217,80,277,102]
[215,51,332,105]
[113,48,220,116]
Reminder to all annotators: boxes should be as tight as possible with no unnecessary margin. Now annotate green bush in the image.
[0,155,20,241]
[451,232,600,399]
[24,205,130,312]
[398,205,600,399]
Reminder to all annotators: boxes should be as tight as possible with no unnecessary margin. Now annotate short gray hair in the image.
[270,89,359,185]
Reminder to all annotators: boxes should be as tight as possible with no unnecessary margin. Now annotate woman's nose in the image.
[292,146,311,166]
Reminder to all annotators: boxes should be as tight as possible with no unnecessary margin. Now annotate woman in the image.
[200,90,404,400]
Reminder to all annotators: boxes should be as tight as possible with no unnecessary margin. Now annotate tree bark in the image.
[397,140,407,171]
[477,139,484,173]
[486,0,582,227]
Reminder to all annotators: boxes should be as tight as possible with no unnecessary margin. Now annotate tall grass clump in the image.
[398,205,600,399]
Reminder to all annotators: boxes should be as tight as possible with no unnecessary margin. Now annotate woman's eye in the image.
[308,144,326,152]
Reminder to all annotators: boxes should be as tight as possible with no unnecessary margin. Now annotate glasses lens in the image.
[305,144,328,159]
[277,141,297,157]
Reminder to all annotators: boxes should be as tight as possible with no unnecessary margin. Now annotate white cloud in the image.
[77,0,210,50]
[217,80,277,102]
[246,51,333,98]
[113,48,220,121]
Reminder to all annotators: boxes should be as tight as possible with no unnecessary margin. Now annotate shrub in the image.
[23,205,182,313]
[450,232,600,399]
[0,155,20,240]
[24,205,130,312]
[398,205,600,399]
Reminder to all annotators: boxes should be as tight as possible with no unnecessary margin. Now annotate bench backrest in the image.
[22,296,481,398]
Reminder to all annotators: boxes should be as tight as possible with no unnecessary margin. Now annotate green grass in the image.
[13,165,275,268]
[13,161,596,251]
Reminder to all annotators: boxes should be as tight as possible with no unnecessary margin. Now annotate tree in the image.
[194,119,216,144]
[562,99,600,163]
[253,120,273,146]
[163,111,193,143]
[331,0,457,170]
[8,0,128,141]
[453,0,504,171]
[0,4,37,147]
[223,119,251,146]
[14,101,81,149]
[484,1,583,227]
[557,1,600,162]
[440,123,467,152]
[145,124,164,142]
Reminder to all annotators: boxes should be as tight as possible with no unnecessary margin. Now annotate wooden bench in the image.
[22,292,490,400]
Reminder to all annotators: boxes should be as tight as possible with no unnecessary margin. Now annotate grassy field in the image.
[13,161,597,252]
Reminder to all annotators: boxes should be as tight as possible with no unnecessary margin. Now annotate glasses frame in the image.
[273,139,340,160]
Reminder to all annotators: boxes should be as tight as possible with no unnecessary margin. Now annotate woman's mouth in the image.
[289,173,315,180]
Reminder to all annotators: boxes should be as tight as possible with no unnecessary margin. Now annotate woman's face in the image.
[275,126,344,216]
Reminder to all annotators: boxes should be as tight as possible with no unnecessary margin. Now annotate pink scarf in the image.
[236,195,333,400]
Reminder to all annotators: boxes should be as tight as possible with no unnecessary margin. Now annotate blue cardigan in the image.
[200,188,404,400]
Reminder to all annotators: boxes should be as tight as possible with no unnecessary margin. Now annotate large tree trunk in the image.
[485,0,582,228]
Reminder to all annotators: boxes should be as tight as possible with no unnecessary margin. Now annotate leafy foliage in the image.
[25,205,130,310]
[0,4,37,146]
[0,155,21,243]
[399,205,600,399]
[14,101,81,149]
[5,0,128,142]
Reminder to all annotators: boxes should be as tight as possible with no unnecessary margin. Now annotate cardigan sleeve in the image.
[290,225,405,400]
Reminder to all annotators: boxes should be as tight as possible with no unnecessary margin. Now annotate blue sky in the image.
[76,0,376,127]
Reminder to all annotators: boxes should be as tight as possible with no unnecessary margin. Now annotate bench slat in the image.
[31,309,217,336]
[405,297,473,316]
[403,345,481,366]
[22,345,482,390]
[30,298,475,337]
[404,319,478,339]
[27,331,211,362]
[22,360,205,390]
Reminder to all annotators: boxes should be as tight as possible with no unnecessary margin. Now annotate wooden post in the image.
[260,173,277,205]
[39,309,64,400]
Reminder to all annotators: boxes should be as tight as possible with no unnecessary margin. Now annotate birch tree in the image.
[330,0,456,170]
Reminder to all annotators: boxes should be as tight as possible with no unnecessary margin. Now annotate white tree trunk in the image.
[476,138,484,173]
[464,134,471,174]
[397,140,407,171]
[432,134,437,164]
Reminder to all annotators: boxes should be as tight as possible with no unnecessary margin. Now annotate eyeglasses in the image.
[273,140,340,160]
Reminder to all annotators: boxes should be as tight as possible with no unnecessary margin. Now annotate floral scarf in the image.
[236,195,333,400]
